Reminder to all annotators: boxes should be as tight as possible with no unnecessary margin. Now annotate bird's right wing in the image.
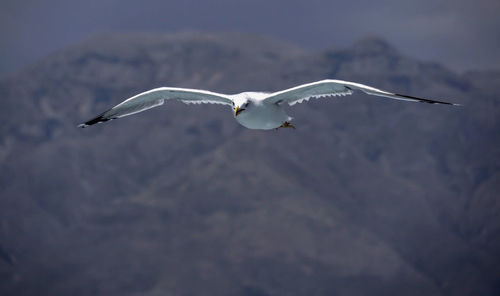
[78,87,233,127]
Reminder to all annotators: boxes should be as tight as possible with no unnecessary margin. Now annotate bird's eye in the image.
[244,102,250,107]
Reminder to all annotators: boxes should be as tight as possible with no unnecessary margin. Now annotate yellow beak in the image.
[234,106,245,116]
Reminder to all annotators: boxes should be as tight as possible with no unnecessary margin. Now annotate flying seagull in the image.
[78,79,459,130]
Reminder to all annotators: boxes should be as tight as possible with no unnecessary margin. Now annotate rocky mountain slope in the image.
[0,32,499,295]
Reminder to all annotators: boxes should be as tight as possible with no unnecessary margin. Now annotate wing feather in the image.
[263,79,459,106]
[79,87,233,127]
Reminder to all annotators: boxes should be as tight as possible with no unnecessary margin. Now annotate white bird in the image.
[78,79,459,130]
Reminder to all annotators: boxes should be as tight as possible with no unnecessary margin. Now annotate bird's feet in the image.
[275,121,295,130]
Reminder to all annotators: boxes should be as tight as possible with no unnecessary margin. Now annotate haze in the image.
[1,0,499,74]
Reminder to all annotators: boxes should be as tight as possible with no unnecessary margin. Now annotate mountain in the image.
[0,32,499,296]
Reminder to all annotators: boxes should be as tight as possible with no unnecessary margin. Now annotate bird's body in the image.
[79,79,459,130]
[235,102,290,130]
[229,92,291,130]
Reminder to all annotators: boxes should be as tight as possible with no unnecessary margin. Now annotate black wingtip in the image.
[394,93,459,106]
[78,111,113,128]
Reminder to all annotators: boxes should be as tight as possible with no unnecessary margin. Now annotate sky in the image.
[1,0,499,74]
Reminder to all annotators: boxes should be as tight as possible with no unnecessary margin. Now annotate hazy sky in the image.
[1,0,499,74]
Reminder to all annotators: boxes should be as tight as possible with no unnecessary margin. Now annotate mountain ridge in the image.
[0,32,498,296]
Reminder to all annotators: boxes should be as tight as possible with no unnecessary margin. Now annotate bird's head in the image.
[233,100,250,117]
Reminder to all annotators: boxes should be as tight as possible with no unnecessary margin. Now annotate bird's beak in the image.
[234,106,245,116]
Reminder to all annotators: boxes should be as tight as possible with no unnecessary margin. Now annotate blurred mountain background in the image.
[0,32,499,295]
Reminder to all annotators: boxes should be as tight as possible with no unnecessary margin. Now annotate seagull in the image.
[78,79,459,130]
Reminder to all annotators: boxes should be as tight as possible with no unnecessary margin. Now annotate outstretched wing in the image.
[262,79,460,106]
[79,87,233,127]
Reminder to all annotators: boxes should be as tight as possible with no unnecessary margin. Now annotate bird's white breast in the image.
[235,102,290,130]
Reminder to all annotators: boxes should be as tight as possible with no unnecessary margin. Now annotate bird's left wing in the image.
[79,87,233,127]
[262,79,459,106]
